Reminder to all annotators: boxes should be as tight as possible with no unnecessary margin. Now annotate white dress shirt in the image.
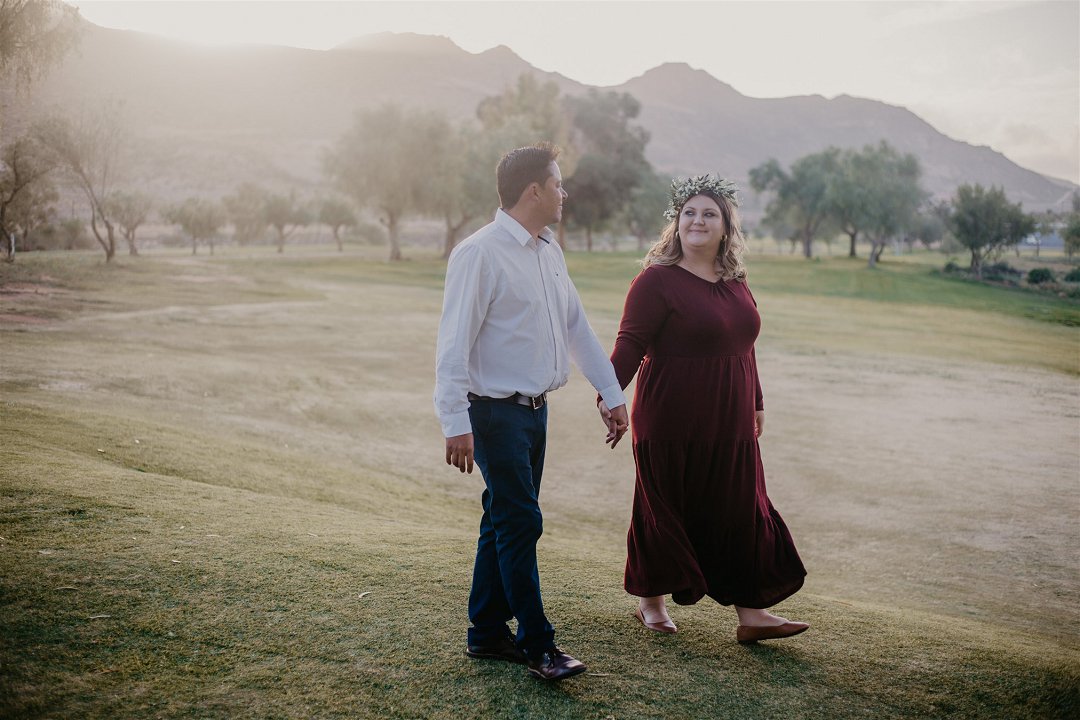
[434,209,627,438]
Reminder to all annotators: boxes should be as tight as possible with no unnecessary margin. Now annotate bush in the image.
[1027,268,1055,285]
[943,260,961,274]
[22,219,95,251]
[982,261,1021,281]
[1063,267,1080,283]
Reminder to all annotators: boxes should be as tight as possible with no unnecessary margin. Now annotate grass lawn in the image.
[2,246,1078,719]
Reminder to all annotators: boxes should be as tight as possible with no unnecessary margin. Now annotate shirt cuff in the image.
[441,410,473,438]
[597,384,627,410]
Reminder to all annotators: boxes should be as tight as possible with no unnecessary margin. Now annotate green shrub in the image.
[1027,267,1054,285]
[1063,267,1080,282]
[982,262,1021,282]
[943,260,961,274]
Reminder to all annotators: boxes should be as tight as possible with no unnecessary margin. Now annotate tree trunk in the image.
[333,227,342,252]
[442,214,469,259]
[586,227,593,252]
[276,227,285,253]
[969,251,983,278]
[90,209,114,262]
[802,229,813,259]
[191,236,197,255]
[126,229,138,256]
[867,240,887,268]
[3,232,14,263]
[106,223,117,261]
[848,230,858,258]
[387,213,402,261]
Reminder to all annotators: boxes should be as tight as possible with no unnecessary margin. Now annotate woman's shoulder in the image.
[630,263,676,291]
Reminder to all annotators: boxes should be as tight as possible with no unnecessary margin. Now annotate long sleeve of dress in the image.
[751,347,764,412]
[610,268,671,390]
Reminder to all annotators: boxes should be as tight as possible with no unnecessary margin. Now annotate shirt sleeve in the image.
[564,273,627,409]
[434,243,493,437]
[610,267,670,390]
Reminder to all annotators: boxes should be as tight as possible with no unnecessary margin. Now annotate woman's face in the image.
[677,194,726,254]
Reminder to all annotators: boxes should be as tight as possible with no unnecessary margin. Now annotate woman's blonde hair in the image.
[643,190,748,281]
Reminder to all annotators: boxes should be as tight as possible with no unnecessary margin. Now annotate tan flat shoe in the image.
[635,606,677,634]
[736,621,809,644]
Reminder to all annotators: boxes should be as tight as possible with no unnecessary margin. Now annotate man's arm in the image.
[434,244,491,470]
[563,273,628,434]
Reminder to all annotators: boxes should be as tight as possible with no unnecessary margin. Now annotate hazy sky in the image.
[74,0,1079,184]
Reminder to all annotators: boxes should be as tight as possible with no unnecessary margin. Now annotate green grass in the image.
[2,246,1078,719]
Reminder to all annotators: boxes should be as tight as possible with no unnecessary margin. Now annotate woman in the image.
[600,175,808,643]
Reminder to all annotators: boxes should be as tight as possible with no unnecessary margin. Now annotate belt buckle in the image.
[530,394,544,410]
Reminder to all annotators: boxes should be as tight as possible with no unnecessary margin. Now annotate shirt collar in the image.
[495,208,553,247]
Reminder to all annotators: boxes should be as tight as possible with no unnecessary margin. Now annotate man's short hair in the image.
[497,143,560,209]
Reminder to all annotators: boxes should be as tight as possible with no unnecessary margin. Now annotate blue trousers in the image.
[466,400,555,657]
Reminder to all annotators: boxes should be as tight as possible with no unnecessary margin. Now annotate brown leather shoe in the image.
[525,648,587,681]
[736,621,810,644]
[635,606,677,634]
[465,635,527,664]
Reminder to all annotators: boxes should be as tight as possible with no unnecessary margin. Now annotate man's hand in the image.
[599,400,630,449]
[754,410,765,439]
[445,433,474,473]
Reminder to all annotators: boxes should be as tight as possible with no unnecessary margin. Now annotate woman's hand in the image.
[754,410,765,438]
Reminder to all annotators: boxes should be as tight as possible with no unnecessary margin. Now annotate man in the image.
[434,143,629,681]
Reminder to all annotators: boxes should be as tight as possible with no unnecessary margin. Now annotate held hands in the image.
[598,400,629,449]
[445,432,474,473]
[755,410,765,439]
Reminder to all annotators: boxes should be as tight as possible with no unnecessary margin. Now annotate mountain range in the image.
[1,24,1074,219]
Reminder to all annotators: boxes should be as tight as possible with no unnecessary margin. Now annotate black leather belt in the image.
[468,392,547,410]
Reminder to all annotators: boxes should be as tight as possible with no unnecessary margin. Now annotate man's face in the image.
[538,161,568,225]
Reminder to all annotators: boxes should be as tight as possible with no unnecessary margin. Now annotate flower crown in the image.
[664,174,740,221]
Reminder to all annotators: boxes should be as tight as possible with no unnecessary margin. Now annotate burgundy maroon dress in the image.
[610,264,806,608]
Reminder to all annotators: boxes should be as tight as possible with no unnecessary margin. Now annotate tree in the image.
[428,122,501,259]
[623,168,670,252]
[750,148,841,259]
[828,148,871,258]
[0,0,81,84]
[0,133,55,261]
[262,190,311,253]
[35,103,127,262]
[477,74,580,248]
[946,184,1035,277]
[477,74,575,164]
[105,190,152,256]
[909,206,947,250]
[0,0,81,145]
[163,197,225,255]
[562,89,650,250]
[325,104,449,261]
[845,143,925,268]
[5,166,55,251]
[1061,192,1080,261]
[1065,216,1080,260]
[317,196,357,252]
[222,182,268,246]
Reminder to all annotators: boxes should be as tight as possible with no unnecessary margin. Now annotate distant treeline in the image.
[2,1,1079,280]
